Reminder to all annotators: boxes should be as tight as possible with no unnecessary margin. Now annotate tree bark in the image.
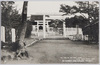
[19,1,28,48]
[19,22,27,47]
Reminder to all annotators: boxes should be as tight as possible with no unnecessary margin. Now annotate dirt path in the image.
[27,39,99,64]
[2,39,99,64]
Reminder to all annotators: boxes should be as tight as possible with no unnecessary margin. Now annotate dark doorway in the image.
[39,26,43,30]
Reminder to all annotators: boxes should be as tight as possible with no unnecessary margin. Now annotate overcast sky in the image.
[14,1,78,16]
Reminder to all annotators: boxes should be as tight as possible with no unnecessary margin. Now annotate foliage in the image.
[75,1,99,22]
[60,1,99,43]
[49,19,63,28]
[1,1,22,28]
[60,4,78,15]
[65,16,89,28]
[60,1,99,27]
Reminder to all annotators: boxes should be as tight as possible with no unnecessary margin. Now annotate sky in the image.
[14,1,78,16]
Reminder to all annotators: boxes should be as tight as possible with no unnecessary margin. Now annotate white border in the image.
[0,0,99,65]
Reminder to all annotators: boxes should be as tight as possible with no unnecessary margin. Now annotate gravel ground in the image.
[1,39,99,64]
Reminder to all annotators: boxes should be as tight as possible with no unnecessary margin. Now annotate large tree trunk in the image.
[16,1,29,58]
[19,22,28,47]
[19,1,28,48]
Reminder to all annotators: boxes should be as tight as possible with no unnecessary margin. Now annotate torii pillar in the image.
[37,22,39,36]
[43,15,46,38]
[63,21,66,37]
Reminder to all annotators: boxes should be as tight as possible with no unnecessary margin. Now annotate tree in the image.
[16,1,28,48]
[60,1,99,23]
[60,1,99,43]
[1,1,22,28]
[59,4,79,15]
[1,1,22,42]
[75,1,99,23]
[65,15,89,28]
[75,1,99,42]
[49,19,63,28]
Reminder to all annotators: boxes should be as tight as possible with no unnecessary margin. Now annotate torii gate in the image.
[42,14,67,38]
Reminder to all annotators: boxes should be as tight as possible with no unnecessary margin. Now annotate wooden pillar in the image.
[43,15,46,38]
[1,26,5,42]
[11,28,16,42]
[63,21,66,37]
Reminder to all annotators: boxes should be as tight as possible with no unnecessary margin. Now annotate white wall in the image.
[66,27,83,40]
[66,28,83,36]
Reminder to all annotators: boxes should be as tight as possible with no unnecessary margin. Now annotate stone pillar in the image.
[48,25,49,33]
[1,26,5,42]
[32,25,35,31]
[76,25,79,35]
[47,21,49,32]
[63,21,66,37]
[43,15,46,38]
[37,22,39,36]
[1,26,3,42]
[11,28,16,42]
